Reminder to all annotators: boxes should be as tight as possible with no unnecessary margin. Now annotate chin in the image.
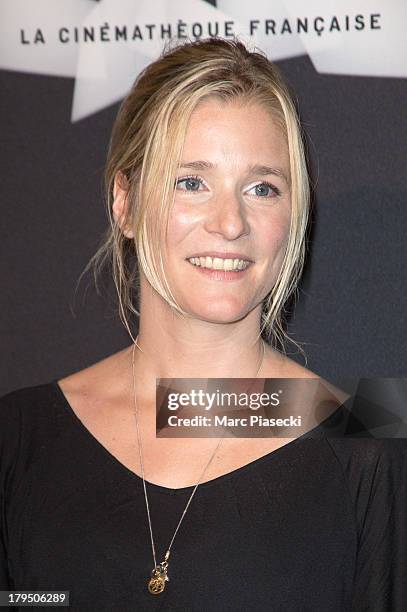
[185,299,250,324]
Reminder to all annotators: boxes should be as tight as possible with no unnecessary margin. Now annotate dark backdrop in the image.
[1,51,406,396]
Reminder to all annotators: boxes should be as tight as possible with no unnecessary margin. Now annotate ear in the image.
[112,171,134,239]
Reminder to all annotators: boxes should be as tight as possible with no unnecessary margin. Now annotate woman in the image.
[1,38,406,610]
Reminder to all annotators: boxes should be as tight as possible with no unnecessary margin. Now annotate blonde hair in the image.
[80,37,311,357]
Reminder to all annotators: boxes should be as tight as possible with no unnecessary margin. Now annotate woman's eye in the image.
[247,182,281,198]
[176,176,205,192]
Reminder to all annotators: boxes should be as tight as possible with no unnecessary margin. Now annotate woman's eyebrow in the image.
[179,160,214,171]
[179,160,288,183]
[247,164,288,184]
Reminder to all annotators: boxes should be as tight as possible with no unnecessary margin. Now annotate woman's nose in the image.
[203,190,250,240]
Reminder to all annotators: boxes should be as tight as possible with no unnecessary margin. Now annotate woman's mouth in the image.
[186,256,252,281]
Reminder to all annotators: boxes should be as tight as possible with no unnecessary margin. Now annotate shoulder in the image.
[324,438,407,538]
[326,437,407,484]
[263,347,351,407]
[0,382,63,454]
[0,382,62,495]
[0,381,58,418]
[56,345,131,403]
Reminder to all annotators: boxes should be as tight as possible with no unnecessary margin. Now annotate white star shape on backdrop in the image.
[0,0,405,122]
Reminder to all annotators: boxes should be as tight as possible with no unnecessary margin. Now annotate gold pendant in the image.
[148,562,169,595]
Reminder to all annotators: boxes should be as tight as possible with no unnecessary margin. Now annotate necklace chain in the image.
[131,336,266,594]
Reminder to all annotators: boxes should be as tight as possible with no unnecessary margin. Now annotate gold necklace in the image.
[131,336,266,595]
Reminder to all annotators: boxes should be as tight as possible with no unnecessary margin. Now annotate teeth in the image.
[188,256,251,271]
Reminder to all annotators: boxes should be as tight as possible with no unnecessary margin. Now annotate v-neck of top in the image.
[50,379,350,496]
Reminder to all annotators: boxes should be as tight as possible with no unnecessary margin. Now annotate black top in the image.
[1,381,407,611]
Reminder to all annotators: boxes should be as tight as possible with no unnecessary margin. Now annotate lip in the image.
[186,251,254,262]
[186,259,253,282]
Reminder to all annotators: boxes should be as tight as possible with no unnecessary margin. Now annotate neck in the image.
[130,292,268,404]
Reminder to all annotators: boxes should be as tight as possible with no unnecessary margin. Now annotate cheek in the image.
[261,214,291,264]
[163,206,202,256]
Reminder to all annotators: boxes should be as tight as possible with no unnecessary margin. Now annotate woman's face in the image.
[161,96,292,324]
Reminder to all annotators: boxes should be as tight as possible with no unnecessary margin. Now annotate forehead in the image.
[182,97,289,170]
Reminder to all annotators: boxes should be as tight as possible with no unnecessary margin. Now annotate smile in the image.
[186,256,253,282]
[187,256,251,271]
